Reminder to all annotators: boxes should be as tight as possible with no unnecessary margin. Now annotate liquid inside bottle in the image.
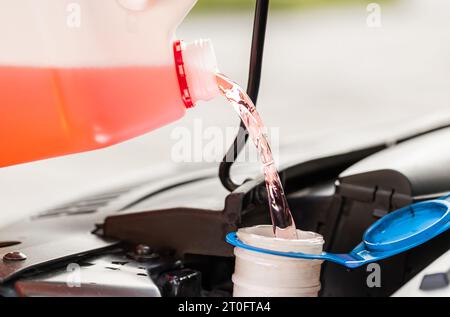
[216,73,298,240]
[0,65,185,167]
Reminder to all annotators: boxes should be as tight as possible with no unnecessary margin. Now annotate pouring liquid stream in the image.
[216,73,299,240]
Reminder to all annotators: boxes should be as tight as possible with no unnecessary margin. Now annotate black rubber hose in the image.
[218,0,269,192]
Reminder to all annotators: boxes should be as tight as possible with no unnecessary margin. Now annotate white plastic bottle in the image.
[232,225,325,297]
[0,0,220,167]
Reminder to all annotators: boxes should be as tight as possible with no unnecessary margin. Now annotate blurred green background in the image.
[193,0,392,11]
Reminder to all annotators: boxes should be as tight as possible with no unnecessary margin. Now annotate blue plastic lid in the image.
[363,200,450,252]
[226,195,450,268]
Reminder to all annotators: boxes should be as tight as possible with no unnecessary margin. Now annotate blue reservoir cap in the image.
[226,196,450,268]
[363,200,450,252]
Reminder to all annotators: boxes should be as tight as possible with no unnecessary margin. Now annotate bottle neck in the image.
[173,39,220,108]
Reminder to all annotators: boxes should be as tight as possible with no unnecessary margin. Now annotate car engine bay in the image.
[1,125,449,297]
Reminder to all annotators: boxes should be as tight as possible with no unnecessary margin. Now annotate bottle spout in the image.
[175,39,220,107]
[116,0,153,11]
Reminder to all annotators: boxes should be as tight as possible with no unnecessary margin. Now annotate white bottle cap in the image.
[181,39,220,104]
